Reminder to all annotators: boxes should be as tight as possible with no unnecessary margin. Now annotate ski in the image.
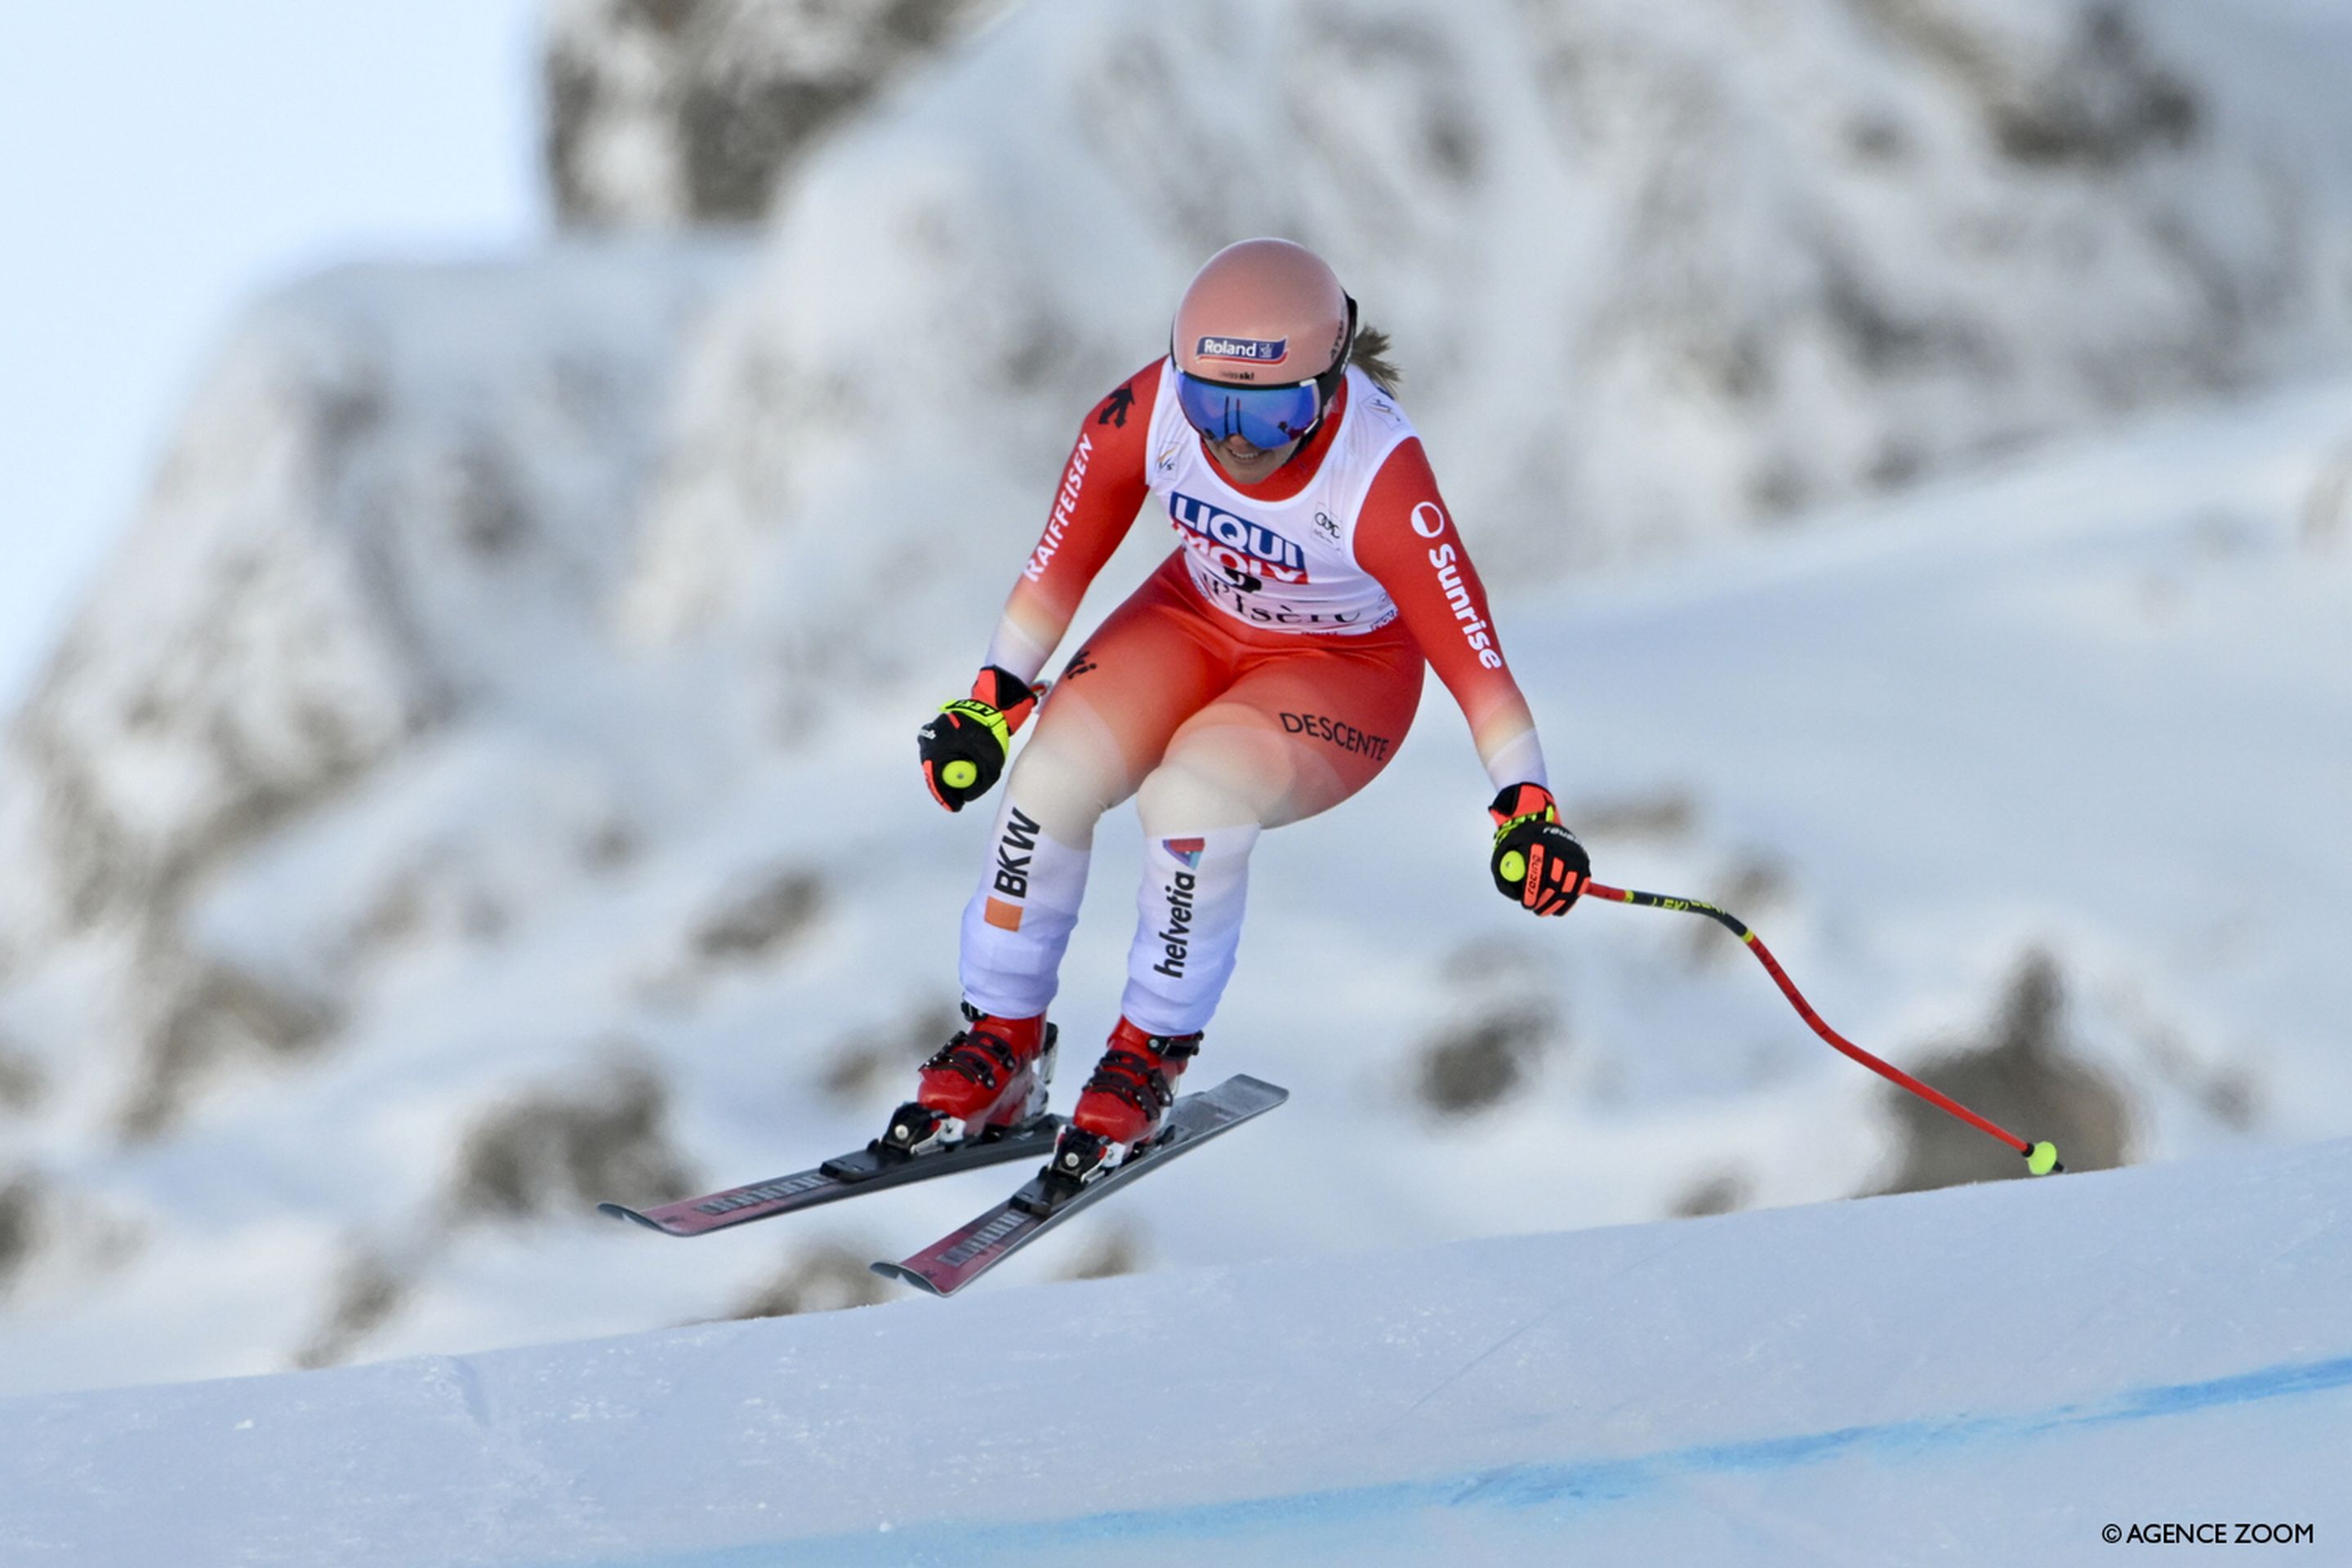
[597,1115,1062,1238]
[869,1074,1288,1297]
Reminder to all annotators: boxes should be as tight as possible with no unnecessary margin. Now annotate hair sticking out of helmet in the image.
[1350,325,1402,395]
[1172,238,1357,452]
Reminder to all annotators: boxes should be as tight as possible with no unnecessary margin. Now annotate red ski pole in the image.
[1581,881,2063,1175]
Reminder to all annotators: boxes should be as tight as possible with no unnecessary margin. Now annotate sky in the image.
[0,1,544,708]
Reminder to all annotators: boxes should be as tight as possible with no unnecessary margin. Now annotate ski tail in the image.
[598,1116,1061,1238]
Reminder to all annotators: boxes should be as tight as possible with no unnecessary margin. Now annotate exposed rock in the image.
[1567,788,1699,843]
[581,817,644,871]
[1412,943,1566,1119]
[1054,1224,1147,1283]
[117,960,340,1144]
[0,1174,41,1299]
[691,866,826,964]
[1852,0,2199,167]
[1868,951,2133,1195]
[726,1239,889,1319]
[294,1245,412,1370]
[1672,1169,1753,1218]
[0,1042,45,1115]
[447,1047,702,1222]
[818,995,958,1107]
[545,0,1015,226]
[0,1172,145,1310]
[1684,855,1794,969]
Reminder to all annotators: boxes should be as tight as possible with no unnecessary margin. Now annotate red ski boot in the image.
[880,1004,1056,1156]
[1051,1018,1202,1183]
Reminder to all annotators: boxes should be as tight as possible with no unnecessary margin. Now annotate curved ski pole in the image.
[1580,881,2063,1175]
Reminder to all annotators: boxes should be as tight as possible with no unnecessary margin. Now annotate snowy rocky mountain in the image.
[3,0,2352,1397]
[0,243,751,1130]
[626,0,2352,671]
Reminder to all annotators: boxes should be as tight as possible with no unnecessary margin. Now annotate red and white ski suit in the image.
[963,359,1548,1035]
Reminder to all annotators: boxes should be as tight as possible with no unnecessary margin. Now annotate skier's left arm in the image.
[1354,439,1590,915]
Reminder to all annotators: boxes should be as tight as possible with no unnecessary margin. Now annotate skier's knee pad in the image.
[1000,727,1121,845]
[1135,755,1267,837]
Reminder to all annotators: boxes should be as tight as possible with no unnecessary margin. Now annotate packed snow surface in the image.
[2,1131,2345,1566]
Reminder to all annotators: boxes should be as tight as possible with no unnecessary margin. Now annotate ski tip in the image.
[598,1201,682,1235]
[868,1260,950,1298]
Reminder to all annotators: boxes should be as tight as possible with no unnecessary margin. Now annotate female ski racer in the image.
[898,238,1590,1181]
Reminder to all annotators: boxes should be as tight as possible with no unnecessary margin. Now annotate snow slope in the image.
[2,1129,2345,1566]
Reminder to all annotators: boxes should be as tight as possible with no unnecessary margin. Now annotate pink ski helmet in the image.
[1170,238,1357,449]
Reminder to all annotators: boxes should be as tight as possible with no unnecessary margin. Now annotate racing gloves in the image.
[1489,782,1589,916]
[919,666,1042,812]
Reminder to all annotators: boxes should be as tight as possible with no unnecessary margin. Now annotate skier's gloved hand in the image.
[1489,782,1589,916]
[919,666,1043,813]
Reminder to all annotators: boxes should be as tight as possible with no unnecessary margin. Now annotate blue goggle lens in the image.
[1174,372,1323,450]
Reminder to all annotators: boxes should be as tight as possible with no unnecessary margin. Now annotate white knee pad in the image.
[1132,742,1279,835]
[1000,710,1129,845]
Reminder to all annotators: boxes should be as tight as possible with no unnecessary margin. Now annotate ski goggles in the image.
[1173,372,1328,451]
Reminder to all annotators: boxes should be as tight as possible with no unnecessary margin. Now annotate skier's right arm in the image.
[920,363,1161,813]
